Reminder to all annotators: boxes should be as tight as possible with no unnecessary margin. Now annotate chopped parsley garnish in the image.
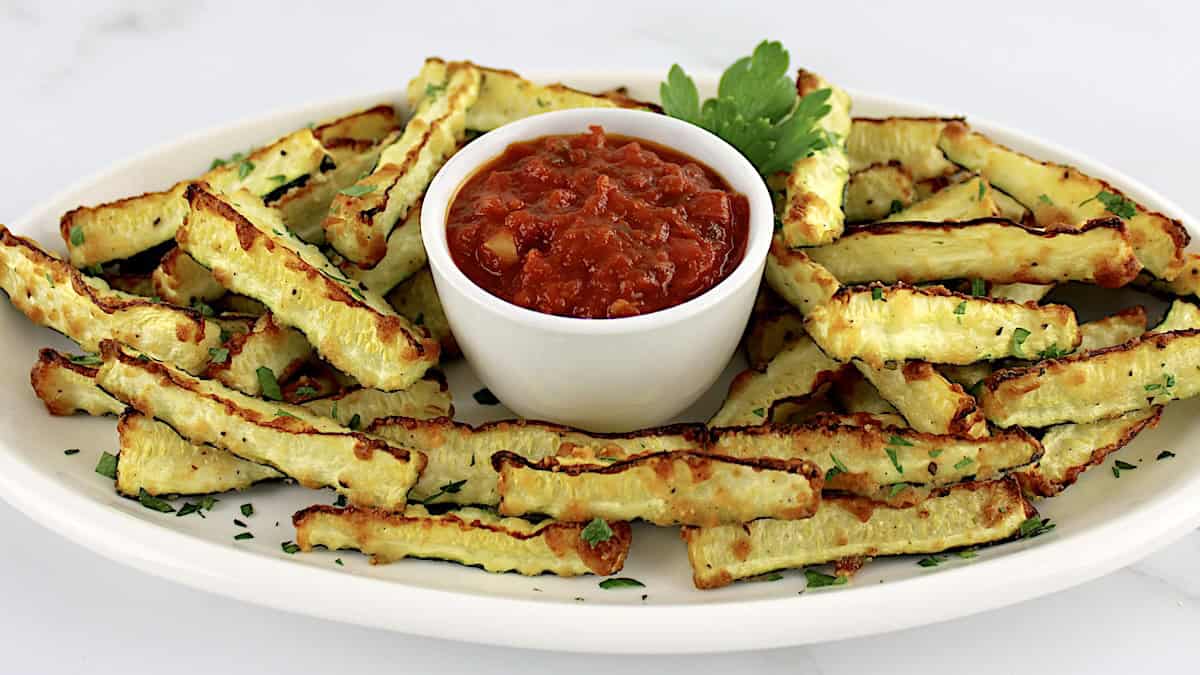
[240,503,254,517]
[64,448,80,456]
[208,347,230,364]
[885,447,903,474]
[191,300,216,317]
[335,558,344,566]
[954,456,974,470]
[339,184,377,197]
[871,287,884,301]
[45,272,54,287]
[1018,516,1055,539]
[94,451,118,479]
[977,180,986,201]
[417,480,467,504]
[825,453,849,481]
[274,409,300,419]
[598,577,644,589]
[424,82,447,98]
[176,502,205,518]
[69,353,102,366]
[268,174,288,183]
[1114,460,1137,471]
[294,386,318,398]
[660,40,834,176]
[887,483,908,499]
[210,158,227,170]
[888,199,904,216]
[200,496,217,510]
[928,448,943,458]
[581,518,614,547]
[752,407,766,418]
[1081,190,1136,220]
[888,435,913,447]
[349,286,366,301]
[1037,194,1054,205]
[234,532,254,541]
[347,413,361,430]
[137,488,175,513]
[760,573,784,582]
[334,494,347,507]
[1157,450,1176,460]
[803,569,847,588]
[238,160,255,179]
[917,555,945,568]
[233,519,247,528]
[473,387,500,405]
[256,366,283,400]
[1037,344,1067,359]
[412,312,425,326]
[281,541,301,554]
[69,225,85,246]
[957,549,978,559]
[970,278,986,297]
[1010,327,1031,357]
[954,301,967,316]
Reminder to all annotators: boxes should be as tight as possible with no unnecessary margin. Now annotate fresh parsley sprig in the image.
[660,40,834,176]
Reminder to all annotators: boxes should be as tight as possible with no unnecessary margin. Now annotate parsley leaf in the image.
[954,301,967,316]
[1082,190,1136,220]
[339,184,377,198]
[803,569,847,588]
[94,451,118,479]
[416,479,467,504]
[1157,450,1176,460]
[68,353,103,367]
[238,160,255,179]
[1018,516,1055,539]
[208,347,230,364]
[660,40,833,176]
[581,518,613,547]
[64,448,80,456]
[69,225,85,246]
[1010,327,1032,357]
[137,488,175,513]
[971,278,986,297]
[281,541,301,554]
[871,287,884,301]
[256,366,283,401]
[1037,194,1054,206]
[917,555,945,568]
[825,453,849,481]
[234,532,254,541]
[598,577,644,590]
[885,447,903,474]
[954,456,974,470]
[752,407,766,418]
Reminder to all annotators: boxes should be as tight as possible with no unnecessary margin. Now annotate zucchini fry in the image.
[778,70,853,247]
[294,504,632,577]
[1151,299,1200,333]
[116,412,282,497]
[831,369,899,415]
[709,421,1041,500]
[989,282,1052,304]
[681,478,1034,589]
[205,313,312,396]
[340,202,426,295]
[1078,305,1148,350]
[938,121,1188,280]
[1136,252,1200,300]
[843,163,916,223]
[744,308,806,370]
[803,283,1080,367]
[151,247,226,306]
[60,129,331,267]
[854,361,987,437]
[709,335,846,427]
[302,379,453,428]
[323,62,480,265]
[764,239,842,314]
[30,349,124,416]
[766,394,842,425]
[847,117,959,181]
[492,451,822,527]
[807,219,1140,288]
[180,185,439,391]
[311,105,400,146]
[368,417,704,506]
[96,341,424,509]
[386,267,457,357]
[0,227,220,373]
[408,57,652,133]
[1016,408,1163,497]
[881,175,997,222]
[979,329,1200,427]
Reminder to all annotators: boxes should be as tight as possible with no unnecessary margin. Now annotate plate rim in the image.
[2,70,1199,654]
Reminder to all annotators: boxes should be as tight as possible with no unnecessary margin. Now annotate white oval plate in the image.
[2,72,1199,654]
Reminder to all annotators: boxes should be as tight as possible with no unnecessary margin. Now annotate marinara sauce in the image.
[446,126,749,319]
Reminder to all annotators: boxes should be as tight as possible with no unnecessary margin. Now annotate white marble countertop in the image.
[1,0,1197,670]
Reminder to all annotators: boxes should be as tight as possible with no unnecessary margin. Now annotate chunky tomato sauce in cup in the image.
[446,126,749,318]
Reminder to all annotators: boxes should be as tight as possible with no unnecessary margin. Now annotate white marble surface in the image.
[1,0,1198,670]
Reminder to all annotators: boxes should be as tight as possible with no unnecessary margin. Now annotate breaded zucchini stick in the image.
[302,379,453,428]
[180,185,439,391]
[807,218,1140,288]
[709,335,846,427]
[804,283,1080,367]
[386,266,458,357]
[294,504,632,577]
[847,117,960,181]
[682,477,1035,589]
[1079,305,1148,350]
[151,246,227,306]
[881,175,997,222]
[323,62,480,265]
[368,417,704,506]
[117,412,282,497]
[938,121,1189,280]
[492,451,822,527]
[854,361,987,437]
[778,70,853,247]
[1015,408,1163,497]
[204,313,313,396]
[980,329,1200,427]
[1150,299,1200,333]
[843,163,916,223]
[0,227,220,373]
[96,341,424,509]
[709,421,1041,500]
[339,202,426,295]
[30,349,124,416]
[764,239,842,314]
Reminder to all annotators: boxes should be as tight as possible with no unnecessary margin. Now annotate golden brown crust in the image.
[1017,408,1164,497]
[490,448,823,480]
[369,415,709,447]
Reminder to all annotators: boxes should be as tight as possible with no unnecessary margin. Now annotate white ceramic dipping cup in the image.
[422,108,773,431]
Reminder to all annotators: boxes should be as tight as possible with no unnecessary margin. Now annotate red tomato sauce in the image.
[446,126,749,319]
